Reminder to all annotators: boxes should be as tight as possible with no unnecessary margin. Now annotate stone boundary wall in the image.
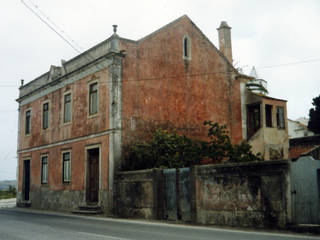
[114,169,163,219]
[192,160,291,228]
[115,160,291,228]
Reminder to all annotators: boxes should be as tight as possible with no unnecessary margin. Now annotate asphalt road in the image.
[0,208,319,240]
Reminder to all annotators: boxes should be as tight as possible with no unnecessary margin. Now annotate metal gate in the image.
[163,168,191,221]
[290,157,320,224]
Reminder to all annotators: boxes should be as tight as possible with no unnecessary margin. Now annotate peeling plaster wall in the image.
[120,16,243,152]
[246,91,289,160]
[194,161,290,228]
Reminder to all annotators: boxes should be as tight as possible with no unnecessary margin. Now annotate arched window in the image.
[183,35,191,60]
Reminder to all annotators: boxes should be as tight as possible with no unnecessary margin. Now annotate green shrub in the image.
[123,121,263,170]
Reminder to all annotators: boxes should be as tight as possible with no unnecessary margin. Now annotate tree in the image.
[308,95,320,134]
[123,121,262,171]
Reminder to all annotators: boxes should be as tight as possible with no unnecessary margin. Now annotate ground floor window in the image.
[62,152,71,183]
[41,156,48,184]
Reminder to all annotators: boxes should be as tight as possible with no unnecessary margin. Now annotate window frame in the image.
[88,81,98,116]
[25,109,31,135]
[42,101,50,130]
[41,155,48,184]
[62,151,71,183]
[63,92,72,124]
[265,104,273,128]
[182,35,191,60]
[276,106,285,129]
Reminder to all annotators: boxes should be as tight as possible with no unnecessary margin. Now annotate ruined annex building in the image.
[16,15,288,212]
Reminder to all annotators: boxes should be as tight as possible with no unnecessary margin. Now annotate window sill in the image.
[88,114,99,119]
[41,128,50,133]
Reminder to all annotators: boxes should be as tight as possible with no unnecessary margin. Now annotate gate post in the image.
[190,165,198,223]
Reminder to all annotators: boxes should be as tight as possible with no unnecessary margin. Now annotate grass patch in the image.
[0,189,16,200]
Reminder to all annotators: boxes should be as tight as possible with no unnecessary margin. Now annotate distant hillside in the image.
[0,180,16,190]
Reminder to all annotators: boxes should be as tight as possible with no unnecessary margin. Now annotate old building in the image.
[288,118,314,139]
[16,15,288,213]
[289,135,320,159]
[242,67,289,160]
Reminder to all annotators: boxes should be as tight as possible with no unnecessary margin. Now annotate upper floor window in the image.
[63,93,72,123]
[41,155,48,184]
[42,102,49,130]
[247,104,261,139]
[276,106,285,129]
[265,104,272,128]
[62,152,71,183]
[183,35,191,60]
[89,82,98,115]
[25,110,31,135]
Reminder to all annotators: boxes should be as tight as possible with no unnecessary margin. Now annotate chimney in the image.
[217,21,233,63]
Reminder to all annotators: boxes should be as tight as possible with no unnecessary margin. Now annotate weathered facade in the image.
[115,161,291,228]
[16,15,288,213]
[289,135,320,159]
[244,92,289,160]
[288,118,314,139]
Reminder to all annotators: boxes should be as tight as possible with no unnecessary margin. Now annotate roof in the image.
[290,134,320,146]
[251,92,287,102]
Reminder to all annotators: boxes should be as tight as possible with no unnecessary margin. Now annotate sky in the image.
[0,0,319,180]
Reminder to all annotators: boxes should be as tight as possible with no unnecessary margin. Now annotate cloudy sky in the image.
[1,0,319,180]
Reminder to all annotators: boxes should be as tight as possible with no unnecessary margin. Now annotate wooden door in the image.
[87,149,99,204]
[23,160,30,201]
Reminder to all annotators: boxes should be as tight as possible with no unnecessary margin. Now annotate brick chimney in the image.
[217,21,232,63]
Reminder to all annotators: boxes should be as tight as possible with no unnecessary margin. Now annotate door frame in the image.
[85,144,101,205]
[22,159,31,202]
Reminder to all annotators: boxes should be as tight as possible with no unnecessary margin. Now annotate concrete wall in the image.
[115,161,291,228]
[114,169,163,219]
[193,161,290,228]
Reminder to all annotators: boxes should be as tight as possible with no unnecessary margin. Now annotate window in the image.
[25,110,31,135]
[247,104,261,139]
[89,82,98,115]
[43,102,49,129]
[276,106,285,129]
[183,35,191,60]
[265,104,272,127]
[63,93,71,123]
[62,152,71,183]
[41,156,48,184]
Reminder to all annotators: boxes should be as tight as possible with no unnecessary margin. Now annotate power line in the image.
[24,0,84,52]
[13,0,320,91]
[257,58,320,69]
[21,0,82,54]
[20,0,115,78]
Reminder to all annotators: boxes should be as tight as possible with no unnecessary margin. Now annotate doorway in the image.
[23,160,30,201]
[86,148,99,204]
